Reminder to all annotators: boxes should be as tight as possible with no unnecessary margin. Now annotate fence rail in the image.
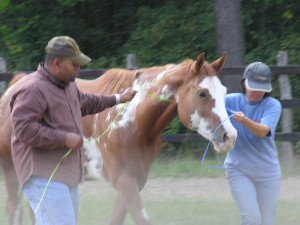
[1,65,300,81]
[162,132,300,143]
[1,65,300,144]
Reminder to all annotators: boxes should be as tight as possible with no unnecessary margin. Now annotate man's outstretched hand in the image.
[119,87,137,103]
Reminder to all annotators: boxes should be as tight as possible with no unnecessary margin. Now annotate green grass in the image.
[78,196,240,225]
[149,154,227,178]
[1,155,300,225]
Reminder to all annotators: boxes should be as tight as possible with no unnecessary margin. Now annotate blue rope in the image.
[201,109,236,169]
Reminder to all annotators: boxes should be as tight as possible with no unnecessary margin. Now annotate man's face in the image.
[56,58,80,82]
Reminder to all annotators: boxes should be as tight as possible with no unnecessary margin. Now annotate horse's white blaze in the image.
[199,76,235,129]
[191,76,237,151]
[83,138,102,180]
[200,76,227,115]
[141,208,150,221]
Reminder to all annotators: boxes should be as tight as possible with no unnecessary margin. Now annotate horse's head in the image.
[173,53,237,153]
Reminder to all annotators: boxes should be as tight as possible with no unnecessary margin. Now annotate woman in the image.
[225,62,282,225]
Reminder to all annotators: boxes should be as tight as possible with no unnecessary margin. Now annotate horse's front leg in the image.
[110,171,152,225]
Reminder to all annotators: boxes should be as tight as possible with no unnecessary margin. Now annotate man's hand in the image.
[64,133,83,150]
[119,87,137,103]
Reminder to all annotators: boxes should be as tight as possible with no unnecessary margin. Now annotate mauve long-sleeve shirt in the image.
[10,64,116,187]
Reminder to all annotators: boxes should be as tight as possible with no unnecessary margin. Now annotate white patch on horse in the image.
[109,79,147,130]
[105,110,112,123]
[199,76,228,120]
[161,84,173,99]
[156,64,175,81]
[112,102,137,129]
[190,111,211,140]
[83,137,102,180]
[1,83,14,98]
[109,66,177,130]
[141,208,150,221]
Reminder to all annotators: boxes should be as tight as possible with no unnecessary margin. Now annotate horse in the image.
[0,52,237,225]
[76,52,237,225]
[0,73,32,225]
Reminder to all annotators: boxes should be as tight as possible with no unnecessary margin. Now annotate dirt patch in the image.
[79,176,300,201]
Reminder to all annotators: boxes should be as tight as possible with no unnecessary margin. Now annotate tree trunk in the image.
[214,0,245,93]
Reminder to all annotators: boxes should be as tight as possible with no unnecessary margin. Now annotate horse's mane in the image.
[87,68,139,94]
[180,58,212,83]
[170,59,195,83]
[102,69,138,92]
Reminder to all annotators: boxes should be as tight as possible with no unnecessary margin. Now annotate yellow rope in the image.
[34,102,128,214]
[34,66,181,214]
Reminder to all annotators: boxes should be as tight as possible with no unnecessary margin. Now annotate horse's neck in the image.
[135,74,178,139]
[76,77,105,94]
[138,99,177,138]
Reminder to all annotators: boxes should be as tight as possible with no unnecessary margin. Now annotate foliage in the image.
[1,0,300,135]
[120,1,215,67]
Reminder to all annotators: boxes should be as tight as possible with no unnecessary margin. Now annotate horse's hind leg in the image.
[0,157,23,225]
[110,172,152,225]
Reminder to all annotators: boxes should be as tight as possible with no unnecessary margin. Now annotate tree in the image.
[214,0,245,93]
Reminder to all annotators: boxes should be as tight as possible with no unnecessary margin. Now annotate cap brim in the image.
[70,53,91,66]
[245,79,272,92]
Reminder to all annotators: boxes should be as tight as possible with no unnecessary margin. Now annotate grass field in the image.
[1,156,300,225]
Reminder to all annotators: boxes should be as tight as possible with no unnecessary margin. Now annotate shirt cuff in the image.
[115,94,120,104]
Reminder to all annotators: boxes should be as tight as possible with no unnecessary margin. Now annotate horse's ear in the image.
[211,52,227,73]
[194,52,205,73]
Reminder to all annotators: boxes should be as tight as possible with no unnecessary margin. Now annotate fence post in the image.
[0,57,7,94]
[126,54,137,69]
[277,51,294,168]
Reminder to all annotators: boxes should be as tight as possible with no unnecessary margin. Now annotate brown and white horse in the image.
[77,52,237,225]
[0,53,237,225]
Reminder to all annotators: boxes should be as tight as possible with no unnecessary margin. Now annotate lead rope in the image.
[201,109,236,169]
[34,102,129,214]
[34,74,178,214]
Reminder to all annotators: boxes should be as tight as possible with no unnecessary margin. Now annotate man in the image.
[10,36,136,225]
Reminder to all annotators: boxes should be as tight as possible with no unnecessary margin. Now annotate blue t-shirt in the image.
[225,93,282,181]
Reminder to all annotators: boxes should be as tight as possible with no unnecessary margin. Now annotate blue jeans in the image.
[227,173,280,225]
[23,176,79,225]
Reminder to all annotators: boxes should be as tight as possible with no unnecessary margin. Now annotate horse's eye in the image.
[199,92,206,98]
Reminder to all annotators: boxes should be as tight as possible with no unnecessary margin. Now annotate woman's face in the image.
[242,80,266,102]
[245,88,265,102]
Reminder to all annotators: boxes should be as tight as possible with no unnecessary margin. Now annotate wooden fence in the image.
[1,61,300,166]
[1,66,300,142]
